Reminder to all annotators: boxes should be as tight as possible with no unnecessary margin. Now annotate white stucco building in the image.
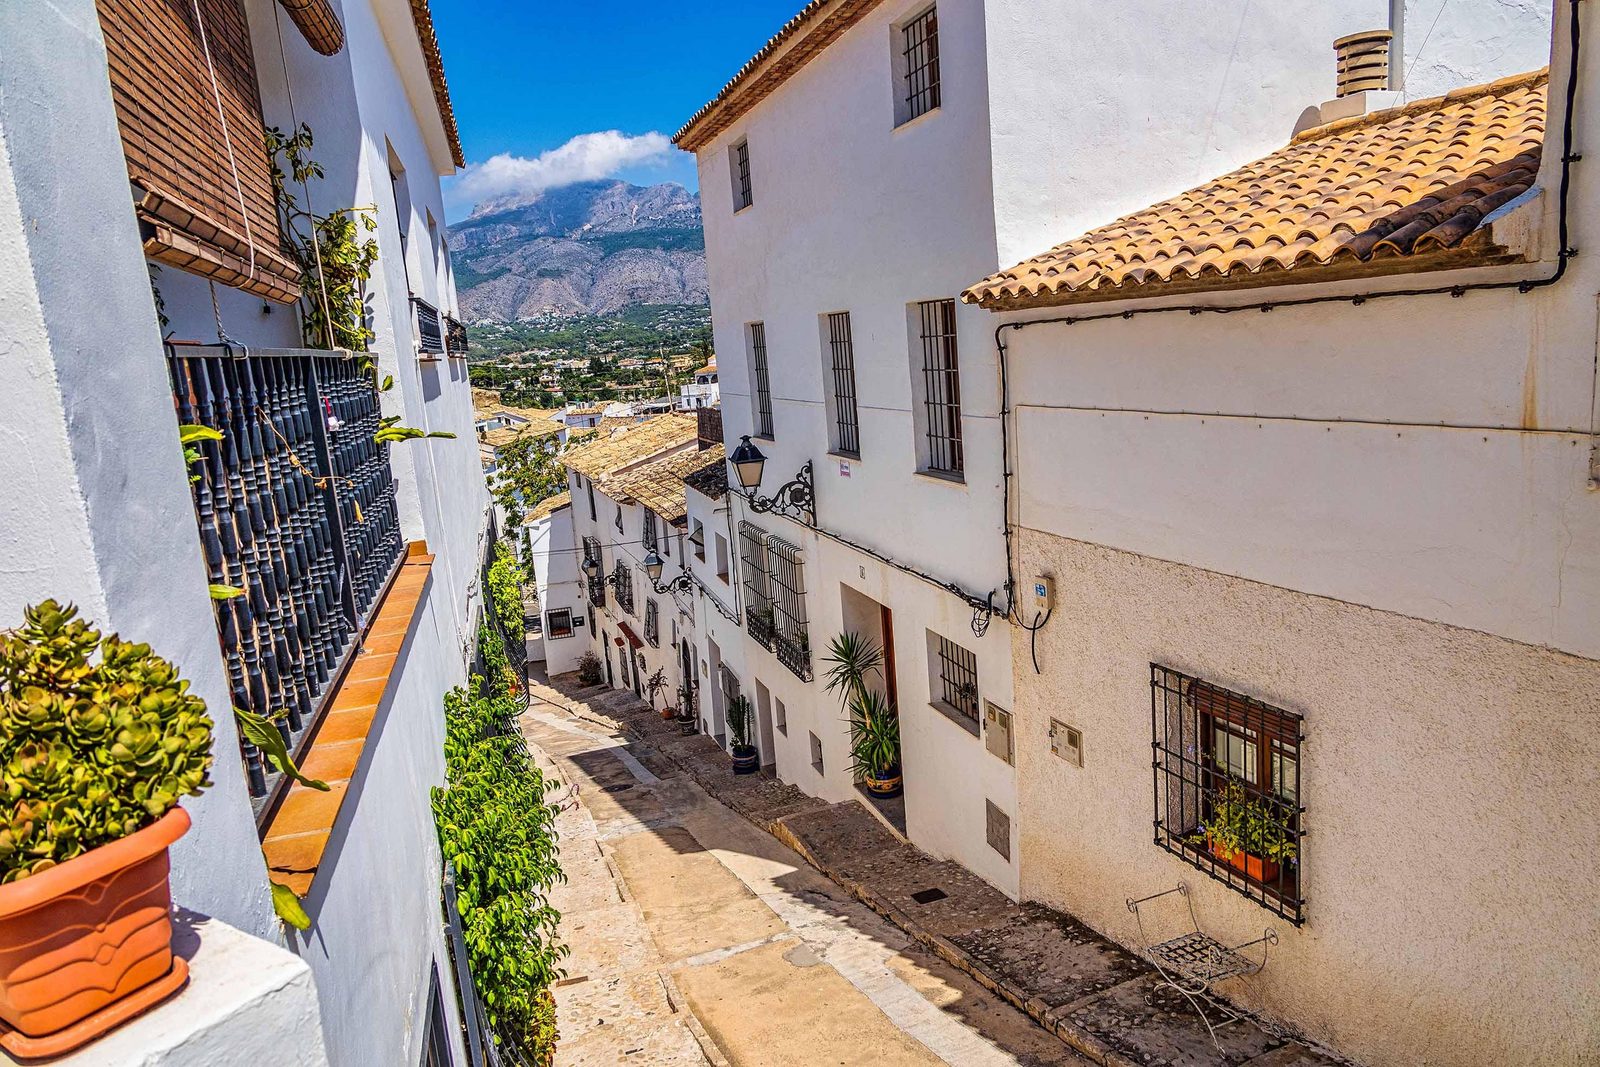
[0,0,489,1062]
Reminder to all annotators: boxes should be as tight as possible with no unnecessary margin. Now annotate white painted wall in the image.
[530,504,587,676]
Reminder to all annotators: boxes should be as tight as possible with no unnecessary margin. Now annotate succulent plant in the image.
[0,601,213,884]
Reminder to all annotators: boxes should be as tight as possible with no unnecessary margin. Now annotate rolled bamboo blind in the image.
[96,0,302,304]
[277,0,345,57]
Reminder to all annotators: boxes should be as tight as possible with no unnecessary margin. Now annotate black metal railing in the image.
[445,315,469,358]
[1151,664,1306,924]
[613,561,635,616]
[168,346,403,810]
[773,632,812,682]
[413,296,445,355]
[766,535,810,681]
[643,600,660,647]
[747,607,776,650]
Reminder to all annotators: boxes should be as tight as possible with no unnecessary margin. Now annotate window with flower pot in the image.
[1150,664,1305,924]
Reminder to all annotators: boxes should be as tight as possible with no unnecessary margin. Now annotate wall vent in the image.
[985,800,1012,861]
[1334,30,1393,97]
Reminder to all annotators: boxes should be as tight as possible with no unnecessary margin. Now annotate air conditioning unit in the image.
[984,703,1014,765]
[1050,719,1084,767]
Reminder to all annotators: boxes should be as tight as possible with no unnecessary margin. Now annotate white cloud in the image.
[450,130,674,209]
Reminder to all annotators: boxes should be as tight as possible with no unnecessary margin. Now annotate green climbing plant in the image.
[433,680,566,1062]
[487,542,528,648]
[265,123,379,352]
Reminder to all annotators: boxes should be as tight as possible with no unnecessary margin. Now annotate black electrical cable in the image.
[992,0,1584,625]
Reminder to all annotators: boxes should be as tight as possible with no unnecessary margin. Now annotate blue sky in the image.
[431,1,801,219]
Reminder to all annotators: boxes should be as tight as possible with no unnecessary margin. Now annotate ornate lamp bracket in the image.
[744,460,815,527]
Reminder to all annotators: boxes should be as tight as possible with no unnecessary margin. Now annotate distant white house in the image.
[677,360,720,410]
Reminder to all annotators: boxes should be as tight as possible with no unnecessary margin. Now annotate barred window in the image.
[766,535,811,681]
[930,632,979,728]
[826,312,860,457]
[613,560,635,616]
[739,521,772,645]
[546,609,574,639]
[586,478,596,521]
[731,139,753,212]
[582,536,604,607]
[915,299,963,475]
[1151,665,1305,923]
[749,322,773,439]
[901,7,941,123]
[643,510,659,553]
[615,506,624,533]
[644,600,660,647]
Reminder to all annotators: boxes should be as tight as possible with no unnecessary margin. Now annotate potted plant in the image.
[576,651,603,688]
[0,601,213,1058]
[675,683,698,736]
[822,631,902,798]
[848,690,902,799]
[1198,779,1296,883]
[726,695,759,774]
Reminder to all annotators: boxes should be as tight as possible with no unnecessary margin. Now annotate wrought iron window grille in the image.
[933,633,980,723]
[168,344,403,813]
[916,299,963,476]
[732,140,753,211]
[1150,665,1306,924]
[643,510,659,553]
[611,561,635,616]
[582,536,605,606]
[766,535,811,681]
[643,601,660,648]
[749,322,774,439]
[827,312,861,457]
[412,296,445,358]
[444,315,469,359]
[902,6,942,122]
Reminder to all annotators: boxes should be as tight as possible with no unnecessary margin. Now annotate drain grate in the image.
[910,888,948,905]
[601,783,634,794]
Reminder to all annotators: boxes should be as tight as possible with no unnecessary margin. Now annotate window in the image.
[739,521,772,645]
[613,561,635,615]
[775,696,788,735]
[766,535,812,681]
[730,138,753,211]
[644,600,660,647]
[748,322,773,438]
[809,731,824,774]
[643,510,659,554]
[913,299,963,476]
[691,520,707,561]
[546,609,574,639]
[929,631,979,731]
[1151,665,1305,923]
[899,6,942,124]
[714,532,731,583]
[586,604,595,634]
[587,477,597,521]
[614,506,624,533]
[825,312,860,457]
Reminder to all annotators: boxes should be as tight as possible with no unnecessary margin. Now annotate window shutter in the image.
[97,0,303,304]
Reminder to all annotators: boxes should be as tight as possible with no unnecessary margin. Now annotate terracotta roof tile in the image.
[528,492,571,523]
[685,455,729,501]
[408,0,465,168]
[562,413,699,481]
[674,0,885,152]
[604,446,725,525]
[965,69,1547,311]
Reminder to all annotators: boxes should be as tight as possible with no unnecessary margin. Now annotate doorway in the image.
[603,639,614,688]
[754,680,777,771]
[706,637,727,742]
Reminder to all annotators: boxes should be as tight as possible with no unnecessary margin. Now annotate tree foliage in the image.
[493,435,568,533]
[487,542,527,648]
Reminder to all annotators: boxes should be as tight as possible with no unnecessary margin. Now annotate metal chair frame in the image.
[1126,883,1277,1049]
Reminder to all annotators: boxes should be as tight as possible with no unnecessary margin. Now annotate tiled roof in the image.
[562,413,699,481]
[674,0,884,152]
[685,454,730,501]
[407,0,465,168]
[965,69,1547,311]
[528,492,571,524]
[482,422,561,450]
[471,389,559,424]
[596,414,648,433]
[605,445,726,525]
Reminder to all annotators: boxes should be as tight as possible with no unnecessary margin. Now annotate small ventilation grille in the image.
[1334,29,1393,97]
[985,800,1012,862]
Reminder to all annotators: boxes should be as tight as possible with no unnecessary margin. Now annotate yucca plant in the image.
[846,689,900,781]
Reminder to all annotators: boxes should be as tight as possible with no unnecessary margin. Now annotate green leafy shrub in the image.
[576,652,603,687]
[478,621,516,699]
[487,542,527,647]
[0,601,213,883]
[1200,779,1297,864]
[433,683,566,1060]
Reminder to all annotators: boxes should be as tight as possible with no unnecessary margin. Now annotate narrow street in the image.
[519,694,1085,1067]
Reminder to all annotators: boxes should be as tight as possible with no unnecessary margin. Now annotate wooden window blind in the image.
[96,0,303,304]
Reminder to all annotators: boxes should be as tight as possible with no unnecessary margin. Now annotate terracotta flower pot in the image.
[1208,838,1279,884]
[863,765,904,799]
[0,807,191,1058]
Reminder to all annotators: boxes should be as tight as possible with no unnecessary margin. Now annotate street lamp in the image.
[643,549,693,595]
[581,558,600,579]
[728,435,816,526]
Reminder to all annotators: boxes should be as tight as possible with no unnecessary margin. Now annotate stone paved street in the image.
[521,679,1087,1067]
[527,668,1348,1067]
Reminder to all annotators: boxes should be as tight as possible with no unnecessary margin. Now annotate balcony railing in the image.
[445,315,469,359]
[413,296,444,358]
[774,630,813,682]
[747,606,777,650]
[168,345,403,813]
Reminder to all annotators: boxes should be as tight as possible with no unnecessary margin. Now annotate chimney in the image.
[1334,30,1394,97]
[696,406,723,452]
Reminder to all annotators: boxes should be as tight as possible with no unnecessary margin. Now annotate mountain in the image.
[447,180,708,320]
